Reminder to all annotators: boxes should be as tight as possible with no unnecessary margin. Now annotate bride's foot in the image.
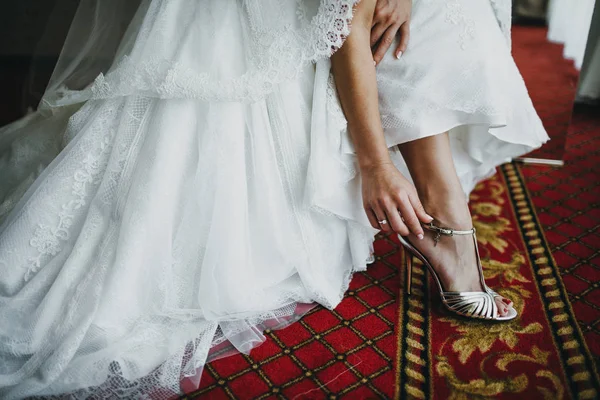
[406,194,513,318]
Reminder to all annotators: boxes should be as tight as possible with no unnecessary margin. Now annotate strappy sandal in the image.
[397,221,517,321]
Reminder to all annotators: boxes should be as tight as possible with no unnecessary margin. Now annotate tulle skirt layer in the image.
[0,0,547,398]
[0,84,375,398]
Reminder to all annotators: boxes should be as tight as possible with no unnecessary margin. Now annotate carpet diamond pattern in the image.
[521,105,600,365]
[189,238,399,399]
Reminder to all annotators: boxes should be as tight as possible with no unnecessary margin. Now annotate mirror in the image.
[512,0,597,164]
[576,0,600,105]
[565,0,600,161]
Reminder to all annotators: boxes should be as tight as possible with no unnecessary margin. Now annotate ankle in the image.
[420,192,473,231]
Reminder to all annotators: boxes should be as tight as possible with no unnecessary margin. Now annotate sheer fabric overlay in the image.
[40,0,360,107]
[0,0,547,399]
[1,1,373,399]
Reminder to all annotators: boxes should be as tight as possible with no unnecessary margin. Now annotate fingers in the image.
[370,204,392,233]
[397,196,424,239]
[408,194,434,224]
[365,207,381,231]
[365,206,389,232]
[394,22,410,59]
[365,193,430,237]
[373,25,399,65]
[381,199,408,236]
[370,23,386,48]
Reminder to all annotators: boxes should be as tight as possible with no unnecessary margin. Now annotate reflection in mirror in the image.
[565,0,600,172]
[548,0,596,70]
[577,1,600,104]
[512,0,596,165]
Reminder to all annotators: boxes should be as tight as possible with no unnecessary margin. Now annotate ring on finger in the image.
[378,219,388,225]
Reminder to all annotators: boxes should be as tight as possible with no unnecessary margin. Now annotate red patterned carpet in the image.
[186,26,600,400]
[521,105,600,365]
[0,20,597,400]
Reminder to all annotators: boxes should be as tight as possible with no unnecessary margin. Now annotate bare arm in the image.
[330,0,431,237]
[331,0,389,171]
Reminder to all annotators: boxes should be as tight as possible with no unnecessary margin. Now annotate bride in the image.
[0,0,547,398]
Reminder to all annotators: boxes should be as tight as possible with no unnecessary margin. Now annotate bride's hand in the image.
[361,162,432,237]
[370,0,412,65]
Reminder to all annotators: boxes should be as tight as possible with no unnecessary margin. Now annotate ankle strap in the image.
[423,221,475,237]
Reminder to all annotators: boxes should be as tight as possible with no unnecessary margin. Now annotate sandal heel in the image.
[405,250,412,295]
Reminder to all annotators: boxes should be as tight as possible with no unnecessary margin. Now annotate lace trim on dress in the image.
[44,0,360,106]
[445,0,476,50]
[24,131,114,281]
[23,104,120,281]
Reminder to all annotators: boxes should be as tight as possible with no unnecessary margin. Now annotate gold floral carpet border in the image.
[394,162,600,399]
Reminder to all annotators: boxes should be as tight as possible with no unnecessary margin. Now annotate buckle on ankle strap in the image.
[424,222,475,246]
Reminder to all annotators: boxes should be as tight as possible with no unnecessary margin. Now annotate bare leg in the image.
[398,133,512,316]
[330,1,510,316]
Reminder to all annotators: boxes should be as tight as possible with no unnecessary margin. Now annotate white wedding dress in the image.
[0,0,548,398]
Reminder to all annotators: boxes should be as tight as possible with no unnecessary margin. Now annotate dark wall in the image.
[0,0,77,56]
[0,0,78,123]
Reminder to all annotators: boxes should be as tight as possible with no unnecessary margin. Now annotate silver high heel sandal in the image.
[398,221,517,321]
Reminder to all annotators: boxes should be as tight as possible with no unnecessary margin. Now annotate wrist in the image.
[358,157,394,173]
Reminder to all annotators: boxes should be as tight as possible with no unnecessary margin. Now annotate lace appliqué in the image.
[24,130,115,281]
[445,0,475,50]
[83,0,359,103]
